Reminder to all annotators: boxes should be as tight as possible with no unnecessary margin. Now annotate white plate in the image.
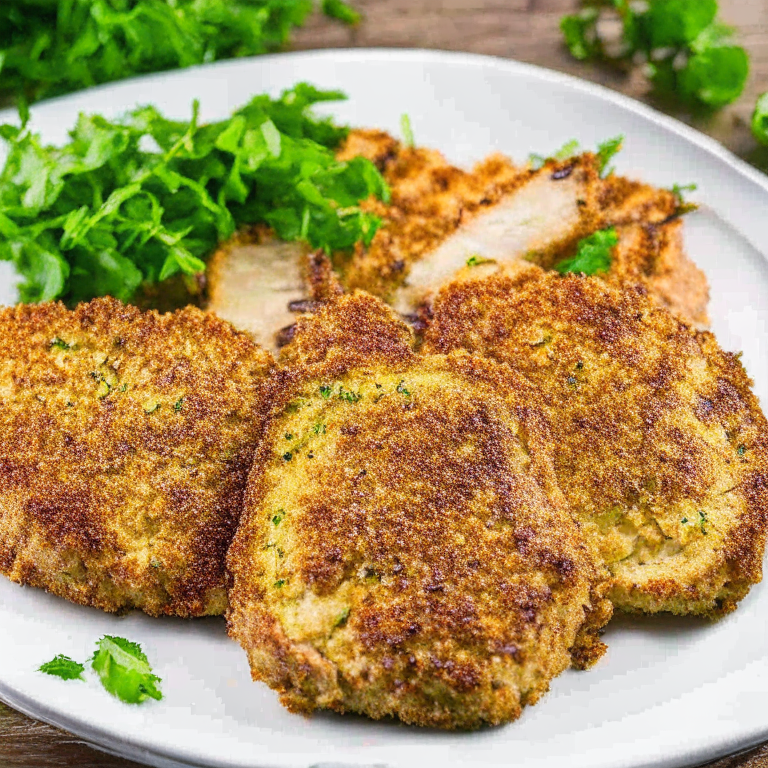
[2,49,768,768]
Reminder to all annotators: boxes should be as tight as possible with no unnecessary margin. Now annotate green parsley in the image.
[699,510,708,535]
[91,635,162,705]
[282,451,293,461]
[274,579,286,588]
[319,385,333,399]
[272,510,285,526]
[334,607,351,628]
[752,93,768,146]
[312,422,327,435]
[560,0,749,109]
[596,136,623,178]
[0,84,388,305]
[285,433,294,441]
[400,114,415,148]
[554,228,618,276]
[737,444,747,457]
[396,380,411,397]
[0,1,359,106]
[338,386,362,403]
[39,654,85,681]
[681,517,689,524]
[173,397,184,413]
[466,254,495,267]
[671,183,699,215]
[322,0,361,26]
[49,337,71,350]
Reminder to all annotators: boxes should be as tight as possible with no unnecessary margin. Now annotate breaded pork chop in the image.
[424,268,768,617]
[227,293,611,729]
[0,298,273,617]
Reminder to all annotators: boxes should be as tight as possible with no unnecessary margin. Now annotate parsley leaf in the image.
[0,1,361,106]
[554,228,618,276]
[561,0,749,110]
[39,654,85,681]
[91,635,162,705]
[753,93,768,146]
[322,0,361,26]
[596,136,623,178]
[0,85,388,305]
[400,114,415,149]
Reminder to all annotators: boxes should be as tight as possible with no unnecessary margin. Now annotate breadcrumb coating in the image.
[0,298,273,616]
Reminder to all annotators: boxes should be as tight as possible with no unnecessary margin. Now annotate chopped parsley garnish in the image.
[319,385,333,399]
[396,380,411,397]
[334,607,351,628]
[91,635,162,705]
[466,254,495,267]
[173,398,184,413]
[0,84,388,305]
[596,136,623,178]
[671,183,699,215]
[560,1,749,109]
[285,433,294,441]
[0,1,358,105]
[554,228,618,276]
[400,114,415,148]
[737,444,747,457]
[312,422,327,435]
[39,655,85,681]
[49,337,71,350]
[681,517,689,524]
[272,510,285,526]
[274,579,286,588]
[699,510,708,535]
[282,451,293,462]
[338,386,362,403]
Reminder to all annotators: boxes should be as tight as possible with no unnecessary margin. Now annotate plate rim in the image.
[2,46,768,768]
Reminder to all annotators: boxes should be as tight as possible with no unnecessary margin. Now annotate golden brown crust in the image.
[424,269,768,617]
[227,293,611,729]
[0,298,273,616]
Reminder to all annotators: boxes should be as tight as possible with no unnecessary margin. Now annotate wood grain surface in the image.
[2,1,768,766]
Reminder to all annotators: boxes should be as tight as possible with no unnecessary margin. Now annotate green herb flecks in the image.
[272,509,285,526]
[0,1,361,106]
[39,654,85,681]
[560,1,749,109]
[554,228,618,276]
[671,183,699,216]
[173,398,184,413]
[737,444,747,457]
[338,386,362,403]
[49,337,71,351]
[312,422,327,435]
[0,84,388,305]
[319,385,333,399]
[699,510,708,535]
[91,636,162,705]
[466,254,495,267]
[334,607,351,628]
[396,380,411,397]
[274,579,286,589]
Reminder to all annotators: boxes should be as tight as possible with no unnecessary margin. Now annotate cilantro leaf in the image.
[0,85,388,305]
[752,92,768,146]
[39,654,85,681]
[91,635,162,705]
[554,228,618,276]
[322,0,361,25]
[0,1,365,106]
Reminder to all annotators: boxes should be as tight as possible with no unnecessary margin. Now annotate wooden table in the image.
[2,1,767,766]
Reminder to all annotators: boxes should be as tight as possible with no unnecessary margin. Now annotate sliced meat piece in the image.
[206,225,308,352]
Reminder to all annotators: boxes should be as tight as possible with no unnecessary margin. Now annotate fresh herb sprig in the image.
[38,635,162,704]
[0,0,359,106]
[561,0,749,109]
[0,84,389,305]
[554,227,618,276]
